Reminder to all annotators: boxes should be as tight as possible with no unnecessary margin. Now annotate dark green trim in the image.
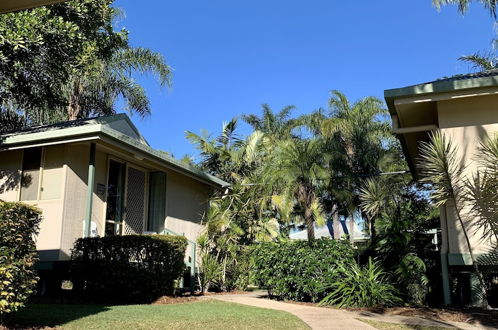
[440,253,452,305]
[384,74,498,100]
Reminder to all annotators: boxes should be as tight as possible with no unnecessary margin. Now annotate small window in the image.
[20,147,42,201]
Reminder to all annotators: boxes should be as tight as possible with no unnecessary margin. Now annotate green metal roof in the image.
[384,69,498,100]
[0,114,230,188]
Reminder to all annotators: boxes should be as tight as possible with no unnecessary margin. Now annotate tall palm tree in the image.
[433,0,498,17]
[319,90,391,241]
[65,47,171,120]
[261,138,327,241]
[242,104,296,139]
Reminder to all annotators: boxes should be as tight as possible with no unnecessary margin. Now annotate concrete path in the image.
[206,291,494,330]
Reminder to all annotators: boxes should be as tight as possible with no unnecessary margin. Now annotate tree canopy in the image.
[0,0,171,128]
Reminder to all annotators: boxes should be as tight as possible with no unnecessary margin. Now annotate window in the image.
[20,147,42,201]
[105,160,125,236]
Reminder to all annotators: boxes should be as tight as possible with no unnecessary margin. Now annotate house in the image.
[0,114,229,272]
[385,70,498,306]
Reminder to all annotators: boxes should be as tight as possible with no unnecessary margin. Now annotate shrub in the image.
[252,238,355,302]
[319,258,401,308]
[70,234,187,303]
[0,201,41,317]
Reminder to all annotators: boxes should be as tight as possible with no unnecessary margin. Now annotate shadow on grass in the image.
[4,304,110,329]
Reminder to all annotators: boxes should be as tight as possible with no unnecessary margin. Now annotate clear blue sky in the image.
[114,0,494,159]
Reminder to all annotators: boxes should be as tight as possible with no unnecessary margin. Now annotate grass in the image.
[357,318,453,330]
[5,300,309,329]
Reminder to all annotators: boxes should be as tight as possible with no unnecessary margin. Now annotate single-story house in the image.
[385,70,498,306]
[0,114,229,272]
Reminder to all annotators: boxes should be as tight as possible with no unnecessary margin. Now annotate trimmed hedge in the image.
[252,238,355,302]
[70,234,187,303]
[0,201,41,316]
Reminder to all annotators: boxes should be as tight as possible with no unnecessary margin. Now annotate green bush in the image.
[319,258,401,308]
[0,201,41,317]
[252,238,355,302]
[70,234,187,303]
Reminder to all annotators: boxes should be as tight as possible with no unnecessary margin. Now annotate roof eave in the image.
[384,75,498,102]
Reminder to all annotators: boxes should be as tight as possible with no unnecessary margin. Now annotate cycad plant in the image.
[418,131,488,306]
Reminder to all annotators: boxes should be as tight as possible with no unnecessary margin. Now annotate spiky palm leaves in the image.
[359,177,434,304]
[65,47,171,120]
[459,52,497,71]
[318,91,391,240]
[433,0,498,17]
[242,104,296,139]
[418,131,488,306]
[186,119,264,183]
[262,138,328,241]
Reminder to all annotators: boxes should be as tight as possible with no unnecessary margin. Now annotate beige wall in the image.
[437,95,498,256]
[164,170,210,242]
[0,146,66,261]
[0,141,214,262]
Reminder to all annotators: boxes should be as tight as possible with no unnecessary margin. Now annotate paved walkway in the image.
[206,291,494,330]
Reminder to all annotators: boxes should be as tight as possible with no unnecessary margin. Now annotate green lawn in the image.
[5,300,309,330]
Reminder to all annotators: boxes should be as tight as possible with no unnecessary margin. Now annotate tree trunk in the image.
[67,80,83,120]
[306,214,315,242]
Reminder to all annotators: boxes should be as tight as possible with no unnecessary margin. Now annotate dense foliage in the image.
[252,239,355,302]
[0,0,170,126]
[189,93,437,306]
[0,201,41,317]
[319,258,401,308]
[70,235,187,303]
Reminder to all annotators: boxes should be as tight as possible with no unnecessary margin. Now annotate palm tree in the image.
[65,47,171,120]
[242,104,296,139]
[433,0,498,17]
[319,90,391,241]
[459,52,497,71]
[418,131,488,306]
[186,118,264,182]
[261,138,327,241]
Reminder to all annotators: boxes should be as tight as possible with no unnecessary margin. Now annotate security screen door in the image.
[123,165,147,235]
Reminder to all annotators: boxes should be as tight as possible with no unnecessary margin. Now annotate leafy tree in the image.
[0,0,171,125]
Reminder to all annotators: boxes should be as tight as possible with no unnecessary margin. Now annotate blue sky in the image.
[114,0,494,159]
